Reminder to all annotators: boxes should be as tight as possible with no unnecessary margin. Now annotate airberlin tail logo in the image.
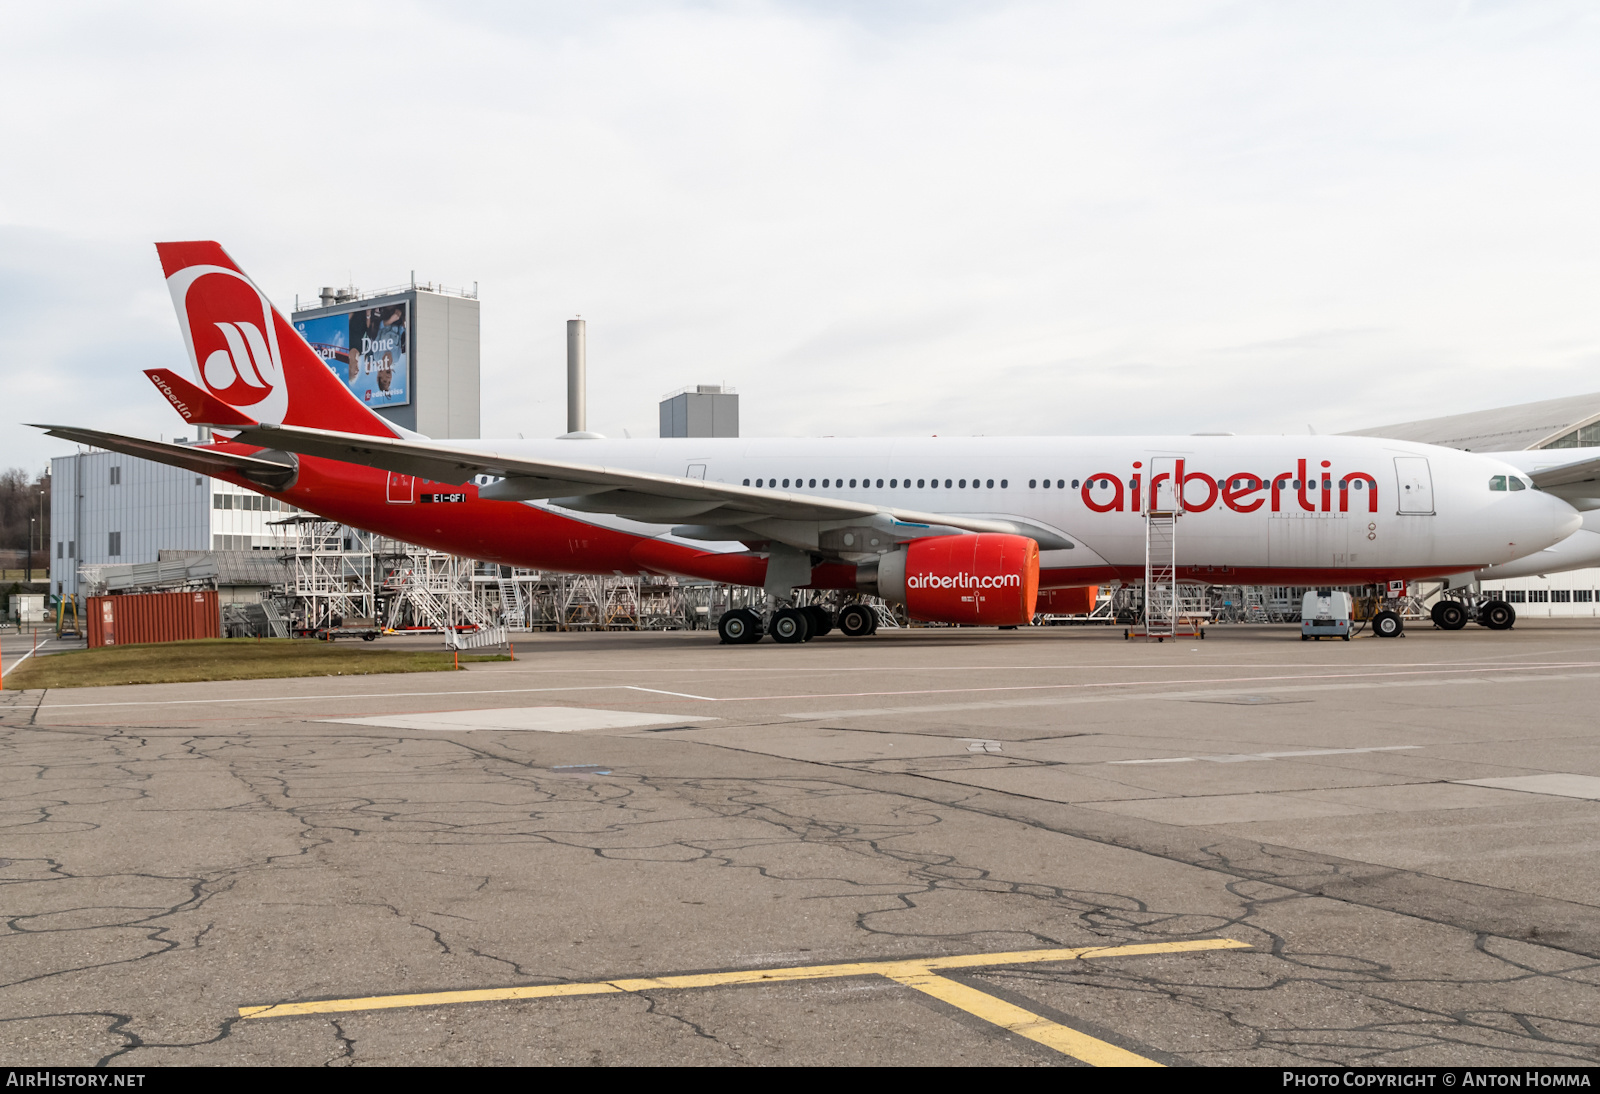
[165,264,288,424]
[202,321,275,392]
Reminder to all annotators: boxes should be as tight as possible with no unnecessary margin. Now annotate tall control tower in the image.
[291,280,480,439]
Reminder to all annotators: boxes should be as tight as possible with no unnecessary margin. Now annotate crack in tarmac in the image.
[3,709,1600,1066]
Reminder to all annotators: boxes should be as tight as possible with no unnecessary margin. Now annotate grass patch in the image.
[3,638,511,690]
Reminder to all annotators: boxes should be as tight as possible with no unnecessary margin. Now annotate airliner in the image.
[32,242,1600,643]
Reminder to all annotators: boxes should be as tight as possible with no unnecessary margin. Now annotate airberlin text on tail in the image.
[145,368,259,429]
[154,241,399,439]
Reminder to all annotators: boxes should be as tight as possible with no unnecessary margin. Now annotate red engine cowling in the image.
[874,534,1040,625]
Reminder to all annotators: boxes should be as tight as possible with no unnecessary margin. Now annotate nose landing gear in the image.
[1372,610,1404,638]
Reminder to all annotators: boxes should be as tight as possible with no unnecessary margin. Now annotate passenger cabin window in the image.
[1489,476,1507,491]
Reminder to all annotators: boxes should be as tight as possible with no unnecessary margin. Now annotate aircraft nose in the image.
[1536,494,1583,545]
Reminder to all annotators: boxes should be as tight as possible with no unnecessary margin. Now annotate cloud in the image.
[1,1,1597,469]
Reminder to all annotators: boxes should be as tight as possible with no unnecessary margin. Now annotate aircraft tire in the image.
[718,608,764,645]
[1434,601,1468,630]
[838,604,875,637]
[1372,610,1404,638]
[804,605,833,638]
[770,607,811,644]
[1480,600,1516,631]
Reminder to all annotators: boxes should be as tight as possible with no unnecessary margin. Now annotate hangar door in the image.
[1393,457,1434,515]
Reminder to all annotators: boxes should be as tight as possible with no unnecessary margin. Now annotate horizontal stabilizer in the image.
[144,368,260,428]
[29,425,298,491]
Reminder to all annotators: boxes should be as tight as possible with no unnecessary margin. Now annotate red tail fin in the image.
[156,241,399,438]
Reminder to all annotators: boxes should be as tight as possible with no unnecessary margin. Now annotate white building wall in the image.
[208,479,299,550]
[50,450,301,598]
[1481,568,1600,618]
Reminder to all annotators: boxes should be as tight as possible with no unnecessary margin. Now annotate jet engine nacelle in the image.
[861,534,1040,626]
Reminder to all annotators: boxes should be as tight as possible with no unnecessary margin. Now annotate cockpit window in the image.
[1489,475,1507,491]
[1509,476,1526,491]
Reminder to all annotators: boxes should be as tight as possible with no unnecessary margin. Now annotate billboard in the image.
[294,301,410,408]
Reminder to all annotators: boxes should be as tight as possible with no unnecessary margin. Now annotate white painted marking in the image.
[625,685,717,700]
[37,684,688,711]
[1456,773,1600,800]
[1108,745,1422,766]
[962,739,1002,753]
[786,670,1600,720]
[322,707,715,733]
[2,638,51,675]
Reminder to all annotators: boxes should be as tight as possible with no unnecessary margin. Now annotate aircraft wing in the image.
[35,367,1062,547]
[230,420,1026,535]
[31,425,299,489]
[32,418,1028,539]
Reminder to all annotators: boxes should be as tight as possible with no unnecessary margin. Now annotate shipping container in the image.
[87,591,221,647]
[1036,586,1099,615]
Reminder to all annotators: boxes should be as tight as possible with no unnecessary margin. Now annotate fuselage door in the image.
[1394,457,1434,515]
[386,471,416,504]
[1148,456,1181,513]
[686,463,707,480]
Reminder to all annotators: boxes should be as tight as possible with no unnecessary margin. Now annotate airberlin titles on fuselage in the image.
[738,457,1381,516]
[1081,459,1379,515]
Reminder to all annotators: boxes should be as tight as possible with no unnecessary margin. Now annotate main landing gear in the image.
[717,608,764,645]
[837,603,878,638]
[1428,597,1517,632]
[716,603,866,645]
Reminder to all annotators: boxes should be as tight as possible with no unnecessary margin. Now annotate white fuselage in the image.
[454,434,1581,585]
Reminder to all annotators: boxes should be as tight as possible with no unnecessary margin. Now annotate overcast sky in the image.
[2,1,1596,473]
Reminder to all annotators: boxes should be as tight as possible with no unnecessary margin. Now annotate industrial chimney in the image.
[567,318,585,434]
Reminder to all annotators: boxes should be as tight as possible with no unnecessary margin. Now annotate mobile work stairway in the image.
[1125,461,1205,641]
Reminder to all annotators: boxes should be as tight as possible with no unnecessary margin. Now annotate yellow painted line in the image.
[239,938,1247,1020]
[885,969,1161,1067]
[237,980,622,1019]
